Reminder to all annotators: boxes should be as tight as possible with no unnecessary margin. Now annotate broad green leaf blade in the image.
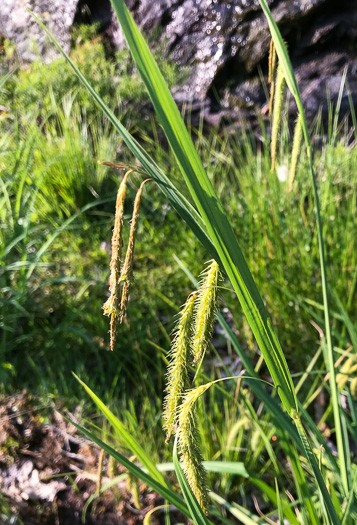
[257,0,348,496]
[67,418,191,519]
[73,373,166,486]
[173,436,210,525]
[29,11,220,266]
[109,0,297,417]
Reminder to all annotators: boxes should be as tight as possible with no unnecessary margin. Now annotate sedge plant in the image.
[31,2,357,524]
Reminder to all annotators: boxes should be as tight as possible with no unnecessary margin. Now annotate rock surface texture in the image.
[1,0,356,126]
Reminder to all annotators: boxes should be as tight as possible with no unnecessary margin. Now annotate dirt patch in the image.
[0,393,184,524]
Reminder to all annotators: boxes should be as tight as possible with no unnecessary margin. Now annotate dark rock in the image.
[0,0,78,62]
[1,0,356,127]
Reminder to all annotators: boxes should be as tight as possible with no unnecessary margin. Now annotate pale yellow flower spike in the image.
[103,169,132,350]
[268,38,277,116]
[271,64,286,173]
[119,178,152,323]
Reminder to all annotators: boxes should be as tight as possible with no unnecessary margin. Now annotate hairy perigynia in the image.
[119,178,151,323]
[163,292,196,443]
[103,170,131,350]
[268,38,277,116]
[177,383,211,513]
[270,65,286,173]
[192,260,219,366]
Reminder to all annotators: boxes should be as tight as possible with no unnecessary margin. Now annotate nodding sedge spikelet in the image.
[163,292,196,443]
[177,383,211,513]
[288,114,303,192]
[271,64,286,173]
[268,38,277,116]
[192,260,219,366]
[119,178,151,323]
[103,170,131,350]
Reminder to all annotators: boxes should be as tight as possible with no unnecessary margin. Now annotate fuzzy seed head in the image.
[177,383,211,513]
[271,65,286,173]
[192,260,220,366]
[163,293,196,443]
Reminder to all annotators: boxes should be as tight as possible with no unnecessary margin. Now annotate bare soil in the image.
[0,393,183,525]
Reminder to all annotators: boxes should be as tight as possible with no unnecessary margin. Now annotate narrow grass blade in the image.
[173,436,210,525]
[82,473,127,523]
[109,0,297,416]
[156,461,249,477]
[285,442,320,525]
[73,373,166,486]
[331,289,357,351]
[341,470,357,525]
[209,492,259,525]
[250,477,300,525]
[275,478,284,525]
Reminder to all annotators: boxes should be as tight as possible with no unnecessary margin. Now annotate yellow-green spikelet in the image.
[268,38,277,116]
[103,170,130,350]
[119,178,151,323]
[270,65,286,173]
[163,292,196,443]
[192,260,219,366]
[177,384,211,513]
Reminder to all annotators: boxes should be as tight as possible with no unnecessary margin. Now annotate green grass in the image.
[1,12,357,524]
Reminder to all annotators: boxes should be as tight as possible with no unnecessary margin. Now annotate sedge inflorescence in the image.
[177,384,212,512]
[103,168,151,350]
[268,38,303,182]
[163,260,220,513]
